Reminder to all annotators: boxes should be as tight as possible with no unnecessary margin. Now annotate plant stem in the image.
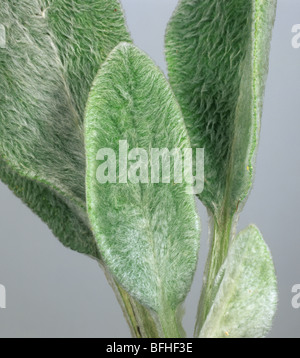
[104,268,159,338]
[158,305,185,338]
[117,285,184,338]
[194,213,233,337]
[104,267,184,338]
[115,282,160,338]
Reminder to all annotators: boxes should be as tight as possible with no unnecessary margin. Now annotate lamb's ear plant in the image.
[0,0,278,338]
[85,43,200,337]
[166,0,278,337]
[0,0,131,258]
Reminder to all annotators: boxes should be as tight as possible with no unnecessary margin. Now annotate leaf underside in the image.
[0,0,130,257]
[199,225,278,338]
[0,157,99,257]
[85,43,200,312]
[166,0,277,219]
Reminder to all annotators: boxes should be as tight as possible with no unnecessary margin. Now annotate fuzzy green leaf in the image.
[199,225,278,338]
[85,43,200,314]
[0,157,99,256]
[166,0,277,219]
[0,0,130,257]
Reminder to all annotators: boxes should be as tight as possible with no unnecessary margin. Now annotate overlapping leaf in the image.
[0,157,98,256]
[85,43,200,313]
[199,225,278,338]
[166,0,277,219]
[0,0,130,257]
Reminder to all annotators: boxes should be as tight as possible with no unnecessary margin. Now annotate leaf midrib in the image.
[126,51,166,312]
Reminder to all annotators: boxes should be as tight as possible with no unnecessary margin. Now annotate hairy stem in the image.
[158,305,185,338]
[104,267,159,337]
[116,284,160,338]
[104,267,184,338]
[194,213,234,336]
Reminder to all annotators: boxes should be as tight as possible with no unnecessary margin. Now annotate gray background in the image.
[0,0,299,338]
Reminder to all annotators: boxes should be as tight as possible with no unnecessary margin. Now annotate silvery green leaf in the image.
[166,0,277,219]
[199,225,278,338]
[0,0,130,257]
[85,43,200,319]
